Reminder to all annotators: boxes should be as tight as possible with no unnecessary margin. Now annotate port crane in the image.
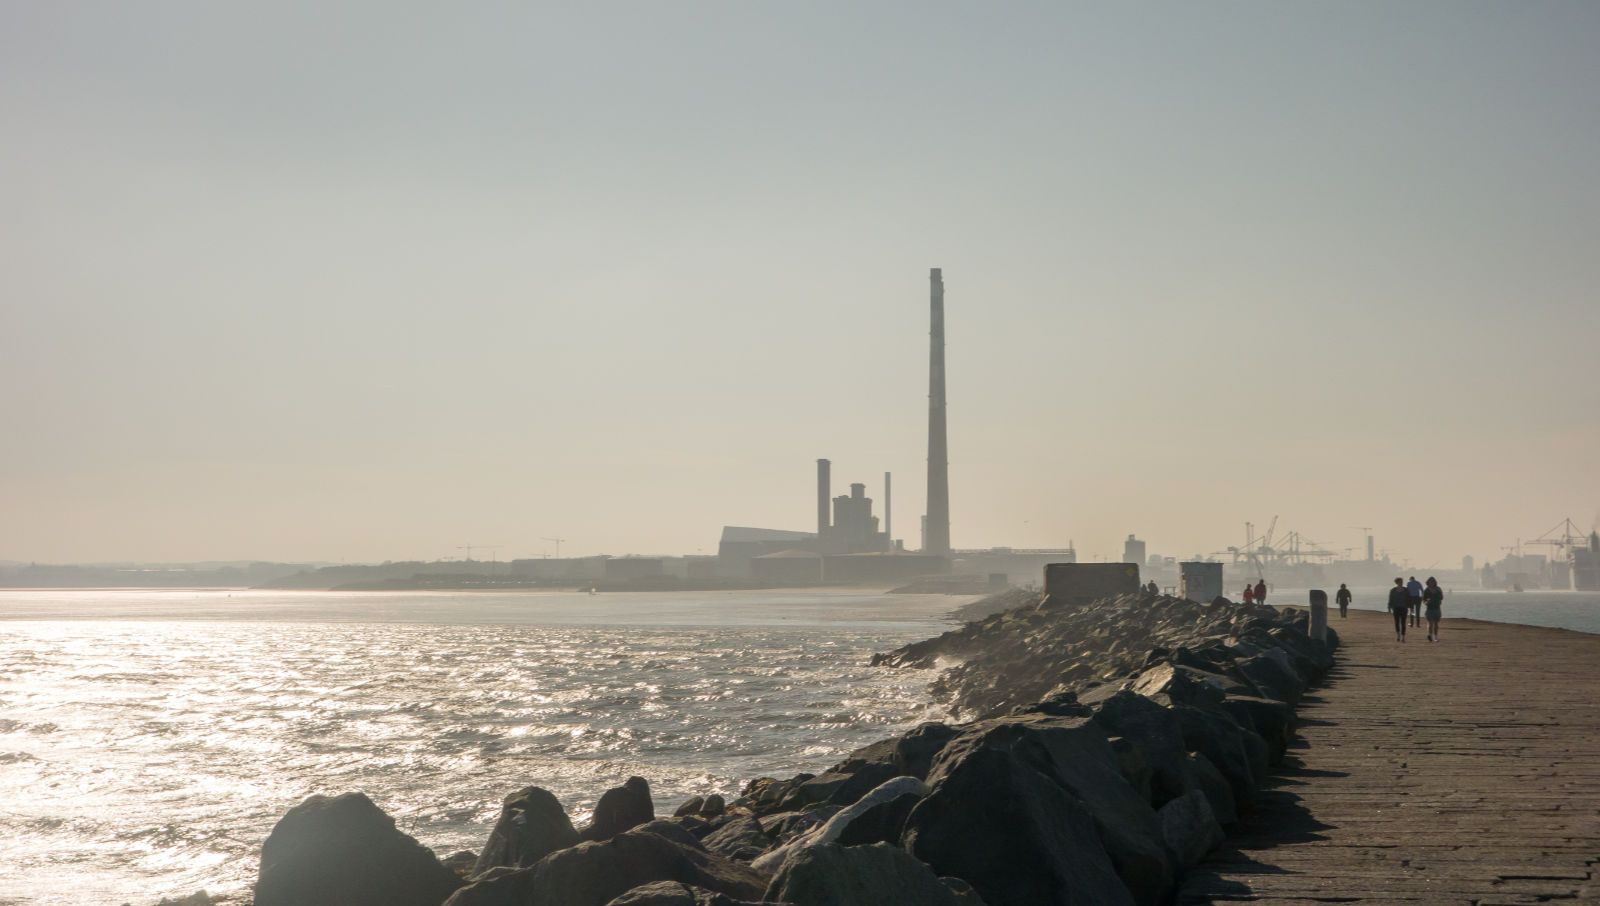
[1523,518,1588,561]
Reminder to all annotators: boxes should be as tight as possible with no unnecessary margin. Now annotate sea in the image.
[0,589,965,905]
[2,586,1596,906]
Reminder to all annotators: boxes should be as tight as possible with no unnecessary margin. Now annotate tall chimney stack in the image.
[816,458,831,540]
[925,268,951,555]
[884,471,892,550]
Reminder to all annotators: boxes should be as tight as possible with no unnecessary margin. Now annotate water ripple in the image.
[0,590,954,904]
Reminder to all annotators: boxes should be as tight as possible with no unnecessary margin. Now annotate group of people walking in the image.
[1234,579,1447,643]
[1385,576,1444,642]
[1325,580,1446,642]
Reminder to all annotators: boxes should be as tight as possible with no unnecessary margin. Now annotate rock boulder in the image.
[583,777,657,842]
[765,842,970,906]
[255,792,461,906]
[474,785,580,874]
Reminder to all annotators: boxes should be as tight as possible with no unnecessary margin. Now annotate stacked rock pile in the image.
[875,591,1316,718]
[238,592,1336,906]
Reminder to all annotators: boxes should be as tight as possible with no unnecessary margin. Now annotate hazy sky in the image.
[3,2,1597,568]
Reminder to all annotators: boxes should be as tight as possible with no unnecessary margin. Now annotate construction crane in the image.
[456,544,479,562]
[1523,518,1587,560]
[543,537,567,559]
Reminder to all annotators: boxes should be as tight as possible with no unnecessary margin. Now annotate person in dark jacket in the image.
[1423,576,1445,641]
[1335,583,1352,618]
[1406,576,1424,627]
[1387,578,1410,642]
[1254,579,1268,606]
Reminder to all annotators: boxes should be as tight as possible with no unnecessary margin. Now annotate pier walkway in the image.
[1178,609,1600,905]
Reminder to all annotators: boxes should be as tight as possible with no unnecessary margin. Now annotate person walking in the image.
[1242,584,1256,605]
[1335,583,1352,618]
[1254,579,1268,606]
[1387,577,1410,642]
[1423,577,1444,641]
[1405,576,1424,627]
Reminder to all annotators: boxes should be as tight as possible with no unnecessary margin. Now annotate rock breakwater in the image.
[225,591,1336,906]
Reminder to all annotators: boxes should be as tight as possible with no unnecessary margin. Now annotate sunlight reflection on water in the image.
[0,589,961,905]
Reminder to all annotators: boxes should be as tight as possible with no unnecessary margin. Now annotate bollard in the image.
[1308,589,1329,642]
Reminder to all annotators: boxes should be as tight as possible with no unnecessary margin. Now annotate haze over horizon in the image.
[3,2,1598,568]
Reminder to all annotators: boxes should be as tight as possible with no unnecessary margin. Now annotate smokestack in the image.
[816,459,831,539]
[884,471,892,550]
[925,268,951,555]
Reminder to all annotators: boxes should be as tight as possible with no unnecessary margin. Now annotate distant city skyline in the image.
[3,2,1597,566]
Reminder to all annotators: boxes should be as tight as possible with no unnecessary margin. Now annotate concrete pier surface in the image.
[1179,609,1600,904]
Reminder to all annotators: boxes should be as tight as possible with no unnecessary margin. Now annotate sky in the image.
[2,2,1598,568]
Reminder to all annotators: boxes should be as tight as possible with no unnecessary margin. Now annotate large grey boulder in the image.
[474,785,580,874]
[1186,753,1237,828]
[635,819,709,852]
[445,826,766,906]
[1220,696,1294,764]
[759,809,833,844]
[1089,691,1210,811]
[738,774,813,816]
[1156,789,1224,868]
[1234,652,1305,705]
[1161,700,1262,809]
[583,777,657,841]
[1130,663,1245,708]
[764,842,970,906]
[700,815,771,861]
[829,722,959,781]
[923,715,1170,906]
[1107,735,1154,803]
[834,791,921,847]
[903,744,1132,906]
[753,777,927,874]
[255,792,461,906]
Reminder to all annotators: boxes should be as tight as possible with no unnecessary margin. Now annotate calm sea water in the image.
[0,589,966,906]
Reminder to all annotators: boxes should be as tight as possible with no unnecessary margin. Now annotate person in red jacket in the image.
[1242,584,1255,605]
[1253,579,1268,606]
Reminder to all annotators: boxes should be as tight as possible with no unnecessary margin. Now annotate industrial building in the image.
[703,268,1080,588]
[708,269,955,583]
[816,460,891,555]
[717,526,818,575]
[1574,532,1600,592]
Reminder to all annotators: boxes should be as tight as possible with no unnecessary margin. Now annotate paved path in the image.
[1179,609,1600,905]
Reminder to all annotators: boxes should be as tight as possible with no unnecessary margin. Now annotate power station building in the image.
[709,268,1076,587]
[816,459,890,555]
